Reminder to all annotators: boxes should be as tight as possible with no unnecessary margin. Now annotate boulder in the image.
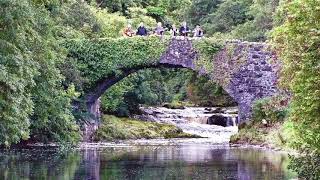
[207,115,229,127]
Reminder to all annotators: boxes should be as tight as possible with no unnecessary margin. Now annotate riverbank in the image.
[93,115,200,141]
[229,121,295,152]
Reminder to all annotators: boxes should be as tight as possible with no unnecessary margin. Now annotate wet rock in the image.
[208,115,229,127]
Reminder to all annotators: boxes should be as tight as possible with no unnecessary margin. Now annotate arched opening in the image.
[95,67,239,139]
[101,68,238,119]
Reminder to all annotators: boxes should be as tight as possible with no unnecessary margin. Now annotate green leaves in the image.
[64,37,169,91]
[0,0,80,147]
[193,38,223,74]
[271,0,320,152]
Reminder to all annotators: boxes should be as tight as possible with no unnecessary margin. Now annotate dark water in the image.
[0,145,297,180]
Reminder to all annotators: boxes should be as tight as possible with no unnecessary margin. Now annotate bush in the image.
[252,95,289,124]
[271,0,320,151]
[289,152,320,180]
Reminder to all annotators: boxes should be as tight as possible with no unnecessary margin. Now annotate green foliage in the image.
[230,125,265,144]
[193,38,223,74]
[0,0,80,146]
[0,0,36,146]
[101,68,193,116]
[187,0,222,25]
[271,0,320,151]
[53,1,99,39]
[186,74,237,107]
[230,121,290,148]
[64,37,169,90]
[101,78,135,116]
[231,0,279,41]
[94,115,199,141]
[231,95,290,147]
[96,0,191,23]
[289,152,320,180]
[96,0,135,15]
[146,6,166,19]
[100,65,235,117]
[89,7,126,38]
[252,95,288,124]
[185,0,280,41]
[127,7,157,28]
[207,0,252,33]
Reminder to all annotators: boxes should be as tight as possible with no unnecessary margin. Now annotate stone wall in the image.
[214,41,280,121]
[158,38,280,122]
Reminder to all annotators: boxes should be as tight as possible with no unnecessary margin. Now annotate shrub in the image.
[252,94,289,124]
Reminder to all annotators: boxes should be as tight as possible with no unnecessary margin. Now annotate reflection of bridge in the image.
[67,37,280,125]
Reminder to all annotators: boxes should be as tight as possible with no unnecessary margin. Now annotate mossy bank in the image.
[94,115,199,141]
[230,95,293,151]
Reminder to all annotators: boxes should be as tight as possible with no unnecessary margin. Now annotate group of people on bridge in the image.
[123,21,204,38]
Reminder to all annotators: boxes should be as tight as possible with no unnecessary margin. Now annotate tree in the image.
[187,0,222,26]
[231,0,279,41]
[271,0,320,151]
[0,0,80,146]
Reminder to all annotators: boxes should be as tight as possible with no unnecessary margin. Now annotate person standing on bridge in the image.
[154,22,165,36]
[170,24,179,37]
[122,24,135,37]
[179,21,190,37]
[193,24,204,38]
[136,22,148,36]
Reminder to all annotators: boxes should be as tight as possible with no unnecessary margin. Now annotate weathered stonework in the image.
[212,40,280,121]
[158,38,280,122]
[84,38,280,125]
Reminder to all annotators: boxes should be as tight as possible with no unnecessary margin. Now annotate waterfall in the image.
[134,106,239,139]
[231,117,237,127]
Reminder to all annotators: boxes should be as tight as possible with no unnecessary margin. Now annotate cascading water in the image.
[134,107,239,143]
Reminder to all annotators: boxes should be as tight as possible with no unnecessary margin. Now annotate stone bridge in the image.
[75,38,280,125]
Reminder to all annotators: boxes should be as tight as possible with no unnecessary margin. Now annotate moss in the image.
[94,115,200,141]
[192,38,223,75]
[162,101,194,109]
[64,37,170,90]
[230,122,293,150]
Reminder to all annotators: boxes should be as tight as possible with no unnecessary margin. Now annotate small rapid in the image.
[134,106,239,143]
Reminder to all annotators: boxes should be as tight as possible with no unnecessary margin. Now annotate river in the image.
[0,107,298,179]
[0,145,297,179]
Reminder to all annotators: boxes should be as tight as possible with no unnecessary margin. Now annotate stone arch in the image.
[76,38,280,124]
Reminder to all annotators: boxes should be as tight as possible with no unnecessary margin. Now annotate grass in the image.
[230,121,290,149]
[162,100,194,109]
[94,115,199,141]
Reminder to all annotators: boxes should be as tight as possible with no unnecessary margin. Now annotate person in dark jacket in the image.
[136,22,148,36]
[179,21,190,36]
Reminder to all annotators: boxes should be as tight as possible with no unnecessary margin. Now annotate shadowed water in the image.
[0,145,297,180]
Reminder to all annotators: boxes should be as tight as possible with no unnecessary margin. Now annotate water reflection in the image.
[0,146,297,180]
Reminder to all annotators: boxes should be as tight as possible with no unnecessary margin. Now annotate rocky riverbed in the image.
[133,106,239,143]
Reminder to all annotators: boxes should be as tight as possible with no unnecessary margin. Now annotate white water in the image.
[134,107,239,143]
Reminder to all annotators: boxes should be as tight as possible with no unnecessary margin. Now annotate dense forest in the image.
[1,1,319,174]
